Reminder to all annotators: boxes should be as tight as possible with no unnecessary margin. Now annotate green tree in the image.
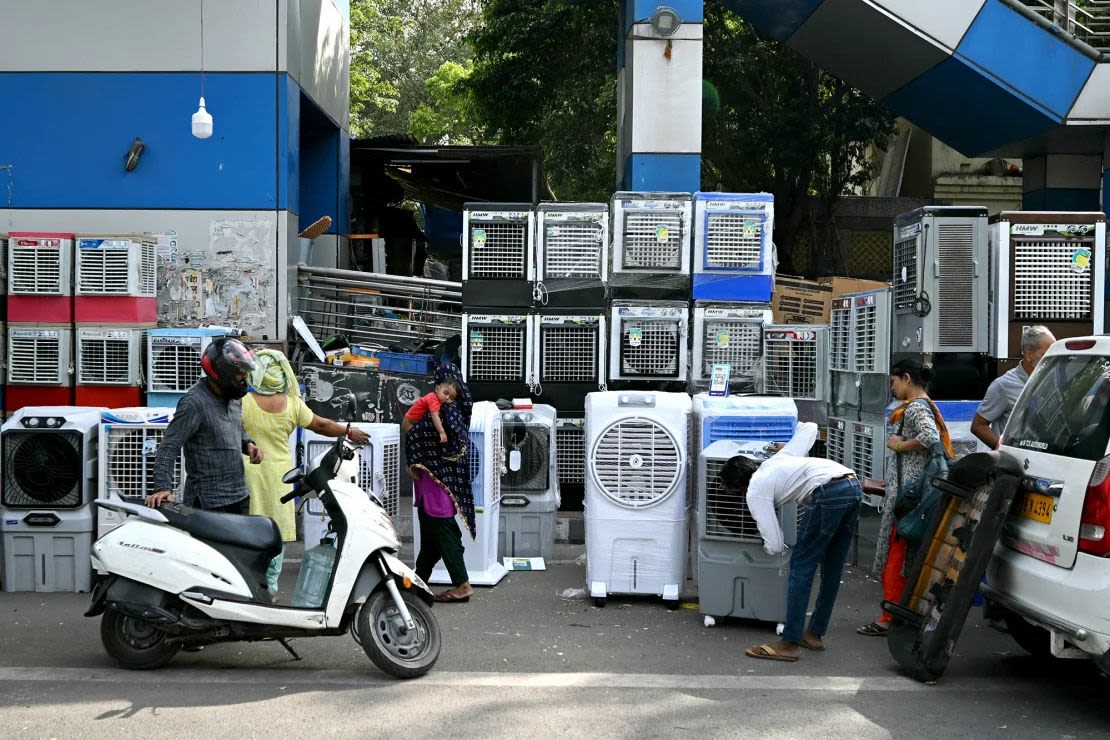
[408,61,482,144]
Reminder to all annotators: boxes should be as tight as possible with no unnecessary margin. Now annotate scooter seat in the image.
[160,504,282,556]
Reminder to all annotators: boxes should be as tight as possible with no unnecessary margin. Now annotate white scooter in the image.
[87,434,441,679]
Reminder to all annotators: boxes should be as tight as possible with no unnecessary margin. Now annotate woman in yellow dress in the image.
[242,349,369,601]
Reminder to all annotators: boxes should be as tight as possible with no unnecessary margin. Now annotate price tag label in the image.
[709,363,731,396]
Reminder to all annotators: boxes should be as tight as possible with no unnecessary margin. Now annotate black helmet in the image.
[201,337,257,399]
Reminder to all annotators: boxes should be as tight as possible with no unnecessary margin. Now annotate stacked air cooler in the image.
[146,328,228,408]
[2,406,103,592]
[97,407,182,539]
[498,404,559,561]
[762,324,829,424]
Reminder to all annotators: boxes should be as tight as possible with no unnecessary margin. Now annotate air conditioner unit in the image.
[6,327,73,413]
[2,406,103,592]
[97,407,182,539]
[462,310,535,401]
[761,325,829,401]
[498,405,559,562]
[691,302,771,389]
[535,202,608,307]
[74,235,157,324]
[415,401,508,586]
[300,423,401,547]
[611,192,692,300]
[988,212,1106,360]
[697,439,800,624]
[146,328,228,408]
[893,207,988,354]
[555,417,585,512]
[585,391,691,604]
[534,311,606,412]
[608,300,689,384]
[462,203,535,307]
[7,232,73,324]
[693,192,775,302]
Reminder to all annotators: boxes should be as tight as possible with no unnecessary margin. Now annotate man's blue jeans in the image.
[782,477,862,644]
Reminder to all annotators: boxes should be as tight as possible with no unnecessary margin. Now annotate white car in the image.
[985,336,1110,672]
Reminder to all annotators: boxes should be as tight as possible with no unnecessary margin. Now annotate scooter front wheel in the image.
[357,588,441,679]
[101,610,181,670]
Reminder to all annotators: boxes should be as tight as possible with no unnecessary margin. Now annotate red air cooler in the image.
[74,235,157,324]
[73,326,146,408]
[5,326,74,413]
[6,233,74,324]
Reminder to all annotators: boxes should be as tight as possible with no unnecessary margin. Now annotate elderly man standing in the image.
[971,325,1056,450]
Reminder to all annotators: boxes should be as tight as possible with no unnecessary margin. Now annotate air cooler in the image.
[498,404,559,562]
[76,327,145,408]
[2,406,103,592]
[534,311,606,413]
[6,327,73,413]
[74,234,157,323]
[146,327,228,408]
[414,401,508,586]
[693,192,775,301]
[462,203,534,307]
[608,300,689,388]
[7,232,73,324]
[829,288,892,417]
[691,394,798,457]
[535,202,608,307]
[97,407,182,539]
[462,310,534,403]
[300,423,401,547]
[585,391,691,604]
[610,192,692,300]
[556,417,586,512]
[697,439,800,623]
[762,325,829,426]
[691,302,771,391]
[988,212,1106,362]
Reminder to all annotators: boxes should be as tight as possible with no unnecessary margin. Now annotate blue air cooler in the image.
[146,328,229,408]
[693,192,775,301]
[691,394,798,454]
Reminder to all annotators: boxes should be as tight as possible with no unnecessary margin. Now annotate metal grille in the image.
[308,439,382,512]
[9,333,61,384]
[557,422,585,484]
[700,319,761,376]
[2,431,82,508]
[854,303,879,372]
[620,319,680,378]
[704,456,760,541]
[10,243,63,294]
[621,211,683,269]
[1012,239,1093,320]
[893,237,917,310]
[937,224,974,347]
[705,212,764,270]
[382,438,399,517]
[140,241,157,295]
[106,426,182,503]
[851,424,880,480]
[78,245,130,294]
[468,221,527,279]
[468,324,526,381]
[149,340,202,392]
[543,219,604,279]
[79,334,133,385]
[848,230,890,276]
[591,418,681,508]
[490,421,502,506]
[827,422,847,466]
[541,324,599,382]
[829,305,852,371]
[502,423,551,492]
[763,337,819,399]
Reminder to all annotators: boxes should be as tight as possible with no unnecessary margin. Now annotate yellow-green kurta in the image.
[242,394,314,542]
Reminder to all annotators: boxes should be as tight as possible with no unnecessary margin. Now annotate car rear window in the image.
[1005,354,1110,461]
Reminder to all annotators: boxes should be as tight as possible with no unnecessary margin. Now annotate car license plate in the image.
[1018,492,1055,524]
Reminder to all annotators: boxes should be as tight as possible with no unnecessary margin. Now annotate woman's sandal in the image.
[856,622,889,636]
[434,591,471,604]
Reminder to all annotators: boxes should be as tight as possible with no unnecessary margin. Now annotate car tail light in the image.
[1066,339,1097,351]
[1080,455,1110,556]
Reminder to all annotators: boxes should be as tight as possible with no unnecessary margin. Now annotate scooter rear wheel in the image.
[101,610,181,670]
[357,589,441,679]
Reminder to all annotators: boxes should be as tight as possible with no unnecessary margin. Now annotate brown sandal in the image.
[745,644,798,663]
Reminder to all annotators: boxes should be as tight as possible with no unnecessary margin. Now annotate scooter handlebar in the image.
[280,485,305,505]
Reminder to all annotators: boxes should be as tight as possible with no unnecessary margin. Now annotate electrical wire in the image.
[912,222,932,318]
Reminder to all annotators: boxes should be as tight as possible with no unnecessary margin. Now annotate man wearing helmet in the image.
[145,337,264,513]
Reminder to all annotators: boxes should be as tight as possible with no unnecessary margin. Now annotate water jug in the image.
[291,539,336,608]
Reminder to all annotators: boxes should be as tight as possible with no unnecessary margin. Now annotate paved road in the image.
[0,545,1104,738]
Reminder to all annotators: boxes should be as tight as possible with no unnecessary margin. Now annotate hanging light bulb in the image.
[192,97,213,139]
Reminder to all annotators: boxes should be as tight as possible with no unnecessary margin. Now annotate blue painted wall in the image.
[0,72,282,210]
[622,153,701,192]
[279,74,301,216]
[718,0,822,41]
[298,91,341,235]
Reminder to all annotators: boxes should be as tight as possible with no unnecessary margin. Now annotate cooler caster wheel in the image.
[704,615,716,628]
[594,597,606,608]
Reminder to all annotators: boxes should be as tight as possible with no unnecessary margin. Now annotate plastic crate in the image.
[376,351,435,375]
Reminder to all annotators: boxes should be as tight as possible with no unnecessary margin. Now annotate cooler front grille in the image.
[620,211,683,270]
[620,319,680,378]
[541,325,599,382]
[557,423,585,484]
[2,431,83,508]
[79,336,133,385]
[11,245,63,294]
[1012,239,1093,320]
[9,335,62,384]
[704,213,764,270]
[701,320,761,376]
[704,457,760,541]
[854,304,879,372]
[936,224,975,348]
[764,339,819,399]
[468,324,526,381]
[591,418,681,508]
[543,220,604,279]
[893,237,917,310]
[106,426,182,503]
[78,247,130,294]
[830,307,852,371]
[468,221,527,279]
[150,340,203,393]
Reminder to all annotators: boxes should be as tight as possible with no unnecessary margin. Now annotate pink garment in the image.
[413,473,457,519]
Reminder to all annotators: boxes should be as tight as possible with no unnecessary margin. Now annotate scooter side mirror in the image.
[282,468,305,485]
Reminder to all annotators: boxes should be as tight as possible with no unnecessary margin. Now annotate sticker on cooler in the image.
[470,331,484,352]
[472,228,487,247]
[1072,247,1092,274]
[628,327,643,347]
[715,330,730,348]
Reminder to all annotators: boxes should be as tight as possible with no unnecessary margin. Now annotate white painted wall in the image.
[281,0,351,129]
[627,22,702,154]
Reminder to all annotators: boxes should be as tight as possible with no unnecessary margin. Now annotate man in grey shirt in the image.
[145,337,264,513]
[972,325,1055,449]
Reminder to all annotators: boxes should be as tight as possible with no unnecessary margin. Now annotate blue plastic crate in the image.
[377,351,435,375]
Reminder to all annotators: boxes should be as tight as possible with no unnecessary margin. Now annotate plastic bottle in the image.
[291,539,337,608]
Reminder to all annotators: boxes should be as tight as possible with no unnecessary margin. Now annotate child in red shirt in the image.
[401,379,460,443]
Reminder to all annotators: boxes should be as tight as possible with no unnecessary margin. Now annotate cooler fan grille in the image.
[705,212,764,269]
[78,246,130,294]
[763,338,819,399]
[703,456,803,542]
[10,243,63,294]
[502,423,551,492]
[2,431,82,508]
[467,221,527,279]
[150,340,203,393]
[79,335,134,385]
[556,423,585,484]
[893,237,917,310]
[591,418,680,508]
[468,323,526,381]
[620,211,683,269]
[700,319,761,376]
[106,426,182,502]
[541,324,599,382]
[620,319,680,378]
[542,218,604,278]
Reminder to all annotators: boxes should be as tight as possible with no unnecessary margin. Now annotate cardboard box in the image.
[771,275,889,324]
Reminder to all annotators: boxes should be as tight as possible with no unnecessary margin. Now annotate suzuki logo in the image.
[1024,458,1030,470]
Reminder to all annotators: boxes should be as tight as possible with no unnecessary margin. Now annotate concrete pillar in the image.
[1022,153,1103,211]
[616,0,703,192]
